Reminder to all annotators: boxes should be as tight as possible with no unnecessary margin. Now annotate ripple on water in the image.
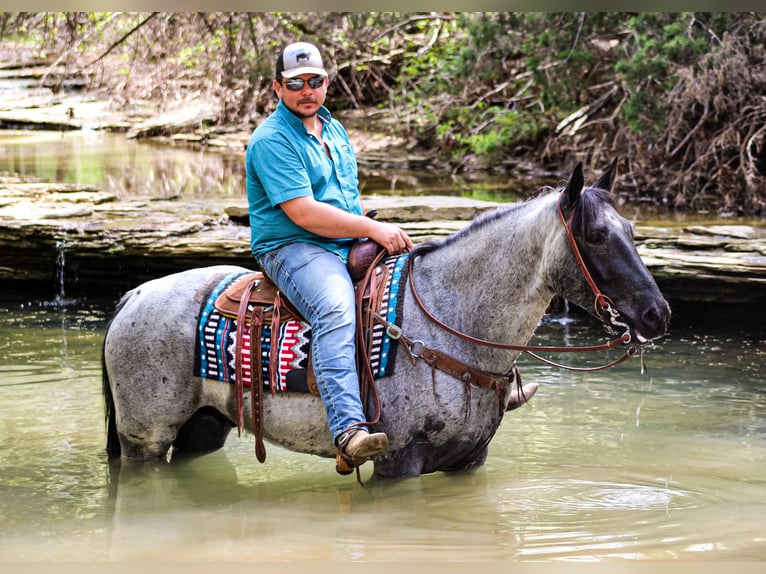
[501,478,699,513]
[496,478,708,560]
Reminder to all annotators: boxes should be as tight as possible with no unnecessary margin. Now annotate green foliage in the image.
[614,13,728,134]
[387,11,741,168]
[469,110,545,156]
[2,11,764,213]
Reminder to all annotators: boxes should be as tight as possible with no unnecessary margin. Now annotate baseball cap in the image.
[277,42,328,79]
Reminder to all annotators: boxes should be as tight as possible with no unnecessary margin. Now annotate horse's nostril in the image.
[643,301,671,334]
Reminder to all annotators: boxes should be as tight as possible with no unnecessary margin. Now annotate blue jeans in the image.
[259,242,367,443]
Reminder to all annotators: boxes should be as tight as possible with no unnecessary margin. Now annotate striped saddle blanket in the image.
[193,253,410,392]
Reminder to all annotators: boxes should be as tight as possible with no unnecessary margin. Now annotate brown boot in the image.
[337,429,389,467]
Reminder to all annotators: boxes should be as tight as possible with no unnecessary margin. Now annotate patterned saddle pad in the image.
[193,253,409,392]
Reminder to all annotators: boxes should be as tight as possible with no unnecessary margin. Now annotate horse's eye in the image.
[585,228,607,244]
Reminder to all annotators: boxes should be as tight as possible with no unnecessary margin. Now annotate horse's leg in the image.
[171,406,234,459]
[371,441,430,480]
[112,419,176,460]
[104,284,207,462]
[105,364,231,461]
[442,446,489,474]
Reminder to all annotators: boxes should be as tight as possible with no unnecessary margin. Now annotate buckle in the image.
[409,340,424,358]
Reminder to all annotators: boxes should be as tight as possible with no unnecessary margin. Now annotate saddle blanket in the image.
[193,253,410,391]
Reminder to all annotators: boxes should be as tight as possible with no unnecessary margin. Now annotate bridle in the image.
[401,190,639,372]
[556,192,633,343]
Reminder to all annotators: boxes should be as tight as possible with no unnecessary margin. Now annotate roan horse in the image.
[102,160,670,480]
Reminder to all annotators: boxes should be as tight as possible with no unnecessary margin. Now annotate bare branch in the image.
[81,12,159,70]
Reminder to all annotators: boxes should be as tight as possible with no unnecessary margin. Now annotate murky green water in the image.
[0,129,246,201]
[0,129,522,203]
[1,129,765,562]
[0,294,764,561]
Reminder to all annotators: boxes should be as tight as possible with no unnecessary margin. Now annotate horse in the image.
[102,160,671,480]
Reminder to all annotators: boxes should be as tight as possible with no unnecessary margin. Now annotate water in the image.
[0,294,764,562]
[1,129,765,562]
[0,129,246,201]
[0,129,523,202]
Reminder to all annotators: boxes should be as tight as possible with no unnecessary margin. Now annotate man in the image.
[245,41,413,471]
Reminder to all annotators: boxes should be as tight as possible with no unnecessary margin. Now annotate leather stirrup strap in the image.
[355,269,374,407]
[249,307,267,462]
[269,292,281,397]
[234,277,258,435]
[353,249,388,425]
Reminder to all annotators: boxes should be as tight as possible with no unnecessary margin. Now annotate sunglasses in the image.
[283,76,326,91]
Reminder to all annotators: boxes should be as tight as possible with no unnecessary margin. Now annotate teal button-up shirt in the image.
[246,100,362,263]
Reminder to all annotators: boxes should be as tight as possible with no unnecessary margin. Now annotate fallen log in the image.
[125,104,217,139]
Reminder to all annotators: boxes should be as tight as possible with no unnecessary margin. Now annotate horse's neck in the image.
[409,194,563,367]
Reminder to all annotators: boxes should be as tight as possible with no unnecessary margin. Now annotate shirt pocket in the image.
[335,142,358,181]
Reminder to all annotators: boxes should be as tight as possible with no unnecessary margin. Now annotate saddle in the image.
[213,239,388,465]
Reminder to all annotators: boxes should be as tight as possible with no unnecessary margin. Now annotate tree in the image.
[2,11,765,214]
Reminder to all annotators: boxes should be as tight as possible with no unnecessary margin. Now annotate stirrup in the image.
[335,428,360,475]
[334,427,388,475]
[335,450,355,475]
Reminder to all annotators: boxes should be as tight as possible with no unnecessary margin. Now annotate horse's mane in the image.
[412,184,615,258]
[412,201,524,257]
[569,186,616,237]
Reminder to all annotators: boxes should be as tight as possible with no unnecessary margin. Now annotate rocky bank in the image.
[1,62,765,313]
[1,176,765,313]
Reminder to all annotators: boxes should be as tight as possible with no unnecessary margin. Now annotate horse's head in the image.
[556,159,671,344]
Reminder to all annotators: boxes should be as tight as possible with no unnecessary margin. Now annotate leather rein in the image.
[394,191,640,373]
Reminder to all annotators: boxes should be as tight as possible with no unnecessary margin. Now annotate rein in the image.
[403,191,638,372]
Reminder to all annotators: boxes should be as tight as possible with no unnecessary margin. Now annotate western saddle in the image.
[212,239,387,467]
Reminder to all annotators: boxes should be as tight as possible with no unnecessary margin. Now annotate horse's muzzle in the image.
[631,298,672,343]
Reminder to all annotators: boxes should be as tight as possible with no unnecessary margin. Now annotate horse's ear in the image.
[562,162,584,211]
[593,157,619,193]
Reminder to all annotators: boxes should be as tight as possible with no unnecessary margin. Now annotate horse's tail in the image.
[103,291,132,459]
[102,346,120,458]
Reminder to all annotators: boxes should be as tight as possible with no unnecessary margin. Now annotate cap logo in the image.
[295,51,312,65]
[279,42,328,78]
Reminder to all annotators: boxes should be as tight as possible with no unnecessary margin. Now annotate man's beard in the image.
[287,98,319,119]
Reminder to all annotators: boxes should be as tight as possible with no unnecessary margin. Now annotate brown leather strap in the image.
[353,249,389,427]
[408,255,630,355]
[398,332,513,393]
[234,278,258,435]
[249,307,266,462]
[269,292,281,397]
[356,259,388,408]
[232,275,276,462]
[371,310,513,417]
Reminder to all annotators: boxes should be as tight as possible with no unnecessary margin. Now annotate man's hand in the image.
[366,219,413,255]
[280,196,413,254]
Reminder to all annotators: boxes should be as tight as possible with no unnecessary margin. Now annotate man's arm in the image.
[280,196,413,255]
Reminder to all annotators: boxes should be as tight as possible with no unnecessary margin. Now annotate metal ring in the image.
[386,324,402,340]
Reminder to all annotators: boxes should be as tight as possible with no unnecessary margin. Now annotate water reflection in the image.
[0,130,245,200]
[0,130,524,203]
[0,295,764,561]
